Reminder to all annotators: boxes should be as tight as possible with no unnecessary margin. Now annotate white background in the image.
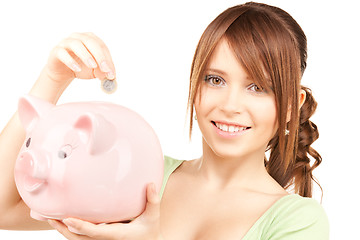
[0,0,358,239]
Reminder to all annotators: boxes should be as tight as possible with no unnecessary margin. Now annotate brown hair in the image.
[188,2,322,197]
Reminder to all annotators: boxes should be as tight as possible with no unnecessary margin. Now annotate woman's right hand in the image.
[0,33,116,230]
[45,32,116,85]
[30,32,116,103]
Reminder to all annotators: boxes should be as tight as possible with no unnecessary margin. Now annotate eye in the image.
[204,75,226,87]
[25,138,31,148]
[58,145,72,159]
[248,83,265,93]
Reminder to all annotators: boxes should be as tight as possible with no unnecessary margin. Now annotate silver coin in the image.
[101,79,117,94]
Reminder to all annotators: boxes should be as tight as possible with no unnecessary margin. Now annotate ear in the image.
[18,95,55,131]
[286,89,307,123]
[299,89,307,109]
[73,113,117,155]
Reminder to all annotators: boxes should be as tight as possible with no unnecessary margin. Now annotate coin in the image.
[101,79,117,94]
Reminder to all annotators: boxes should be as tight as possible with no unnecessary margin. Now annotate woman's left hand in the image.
[48,183,163,240]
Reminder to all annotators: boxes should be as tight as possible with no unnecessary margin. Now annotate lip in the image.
[211,121,251,138]
[212,120,249,128]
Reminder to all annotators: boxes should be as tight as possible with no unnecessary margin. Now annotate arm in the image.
[0,32,116,230]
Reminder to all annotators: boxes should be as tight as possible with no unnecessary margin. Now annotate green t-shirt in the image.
[160,156,329,240]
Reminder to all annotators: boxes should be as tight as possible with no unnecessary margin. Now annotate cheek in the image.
[194,88,211,116]
[194,91,215,135]
[251,97,278,131]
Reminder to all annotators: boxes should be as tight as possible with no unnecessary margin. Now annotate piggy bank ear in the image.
[73,113,117,155]
[18,95,54,130]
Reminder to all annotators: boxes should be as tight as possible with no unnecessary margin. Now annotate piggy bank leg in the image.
[30,210,48,221]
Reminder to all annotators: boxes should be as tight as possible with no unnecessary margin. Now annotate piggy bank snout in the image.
[18,151,50,179]
[17,151,50,192]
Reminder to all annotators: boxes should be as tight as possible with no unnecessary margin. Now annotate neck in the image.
[196,141,270,190]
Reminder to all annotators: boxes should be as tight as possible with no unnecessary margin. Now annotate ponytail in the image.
[293,86,322,197]
[266,86,322,198]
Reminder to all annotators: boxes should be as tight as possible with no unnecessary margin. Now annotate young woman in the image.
[0,2,329,239]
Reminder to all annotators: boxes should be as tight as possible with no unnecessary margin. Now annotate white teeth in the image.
[229,126,235,132]
[215,122,248,133]
[220,124,228,132]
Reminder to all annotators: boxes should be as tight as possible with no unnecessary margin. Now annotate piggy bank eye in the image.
[58,145,72,159]
[25,138,31,148]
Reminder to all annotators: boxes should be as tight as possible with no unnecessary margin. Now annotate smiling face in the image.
[194,38,278,160]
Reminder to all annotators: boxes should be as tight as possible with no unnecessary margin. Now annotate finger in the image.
[63,218,117,239]
[70,33,116,80]
[147,182,161,204]
[93,68,109,81]
[54,46,82,73]
[83,32,116,72]
[48,219,90,240]
[60,38,98,69]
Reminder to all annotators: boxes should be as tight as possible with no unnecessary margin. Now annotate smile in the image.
[212,121,251,133]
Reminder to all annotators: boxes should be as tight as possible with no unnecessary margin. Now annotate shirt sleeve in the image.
[159,156,183,198]
[266,197,329,240]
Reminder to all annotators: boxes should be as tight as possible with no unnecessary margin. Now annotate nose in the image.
[219,87,245,115]
[15,151,50,192]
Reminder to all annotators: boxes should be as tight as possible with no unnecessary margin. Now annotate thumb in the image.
[142,183,161,219]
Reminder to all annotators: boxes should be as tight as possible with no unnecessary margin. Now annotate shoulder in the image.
[164,156,184,173]
[160,156,185,198]
[264,194,329,240]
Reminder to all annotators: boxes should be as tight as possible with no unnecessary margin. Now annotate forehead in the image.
[207,38,272,89]
[206,38,249,80]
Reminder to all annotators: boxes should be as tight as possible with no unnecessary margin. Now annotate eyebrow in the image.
[204,68,228,77]
[204,67,253,81]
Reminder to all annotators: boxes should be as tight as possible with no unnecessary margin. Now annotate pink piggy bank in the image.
[14,95,163,223]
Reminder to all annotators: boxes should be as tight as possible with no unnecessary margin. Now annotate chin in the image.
[205,142,250,160]
[203,137,269,162]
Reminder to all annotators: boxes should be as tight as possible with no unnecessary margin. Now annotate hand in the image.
[48,183,163,240]
[43,32,116,87]
[29,32,116,103]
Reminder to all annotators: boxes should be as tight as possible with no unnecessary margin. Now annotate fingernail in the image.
[71,63,81,72]
[63,218,75,227]
[88,58,97,68]
[100,61,111,72]
[63,218,84,235]
[106,71,115,80]
[68,226,83,235]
